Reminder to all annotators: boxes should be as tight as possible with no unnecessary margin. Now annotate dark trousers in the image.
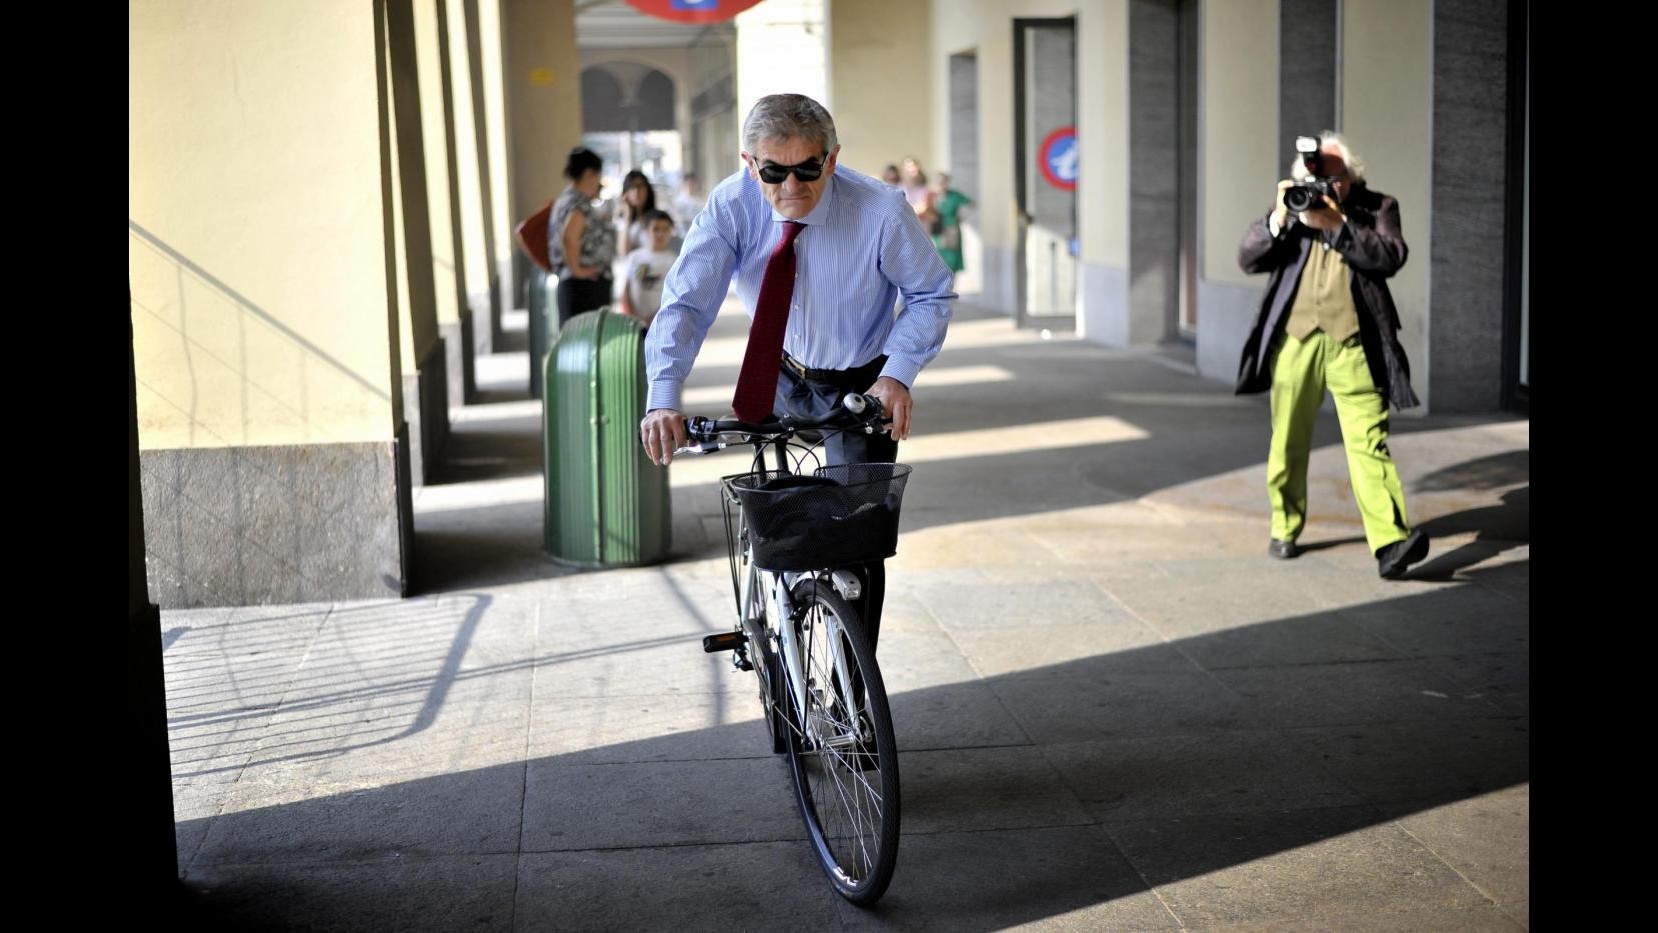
[773,357,895,650]
[555,276,612,329]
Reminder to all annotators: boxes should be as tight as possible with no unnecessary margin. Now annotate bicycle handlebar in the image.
[676,393,888,455]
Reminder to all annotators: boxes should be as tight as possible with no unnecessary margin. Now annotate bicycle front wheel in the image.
[781,577,900,905]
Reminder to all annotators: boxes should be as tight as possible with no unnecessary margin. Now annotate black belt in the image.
[781,352,886,387]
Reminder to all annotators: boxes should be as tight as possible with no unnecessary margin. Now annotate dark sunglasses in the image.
[755,156,827,184]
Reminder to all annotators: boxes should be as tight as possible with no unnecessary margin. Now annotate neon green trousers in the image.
[1267,329,1411,553]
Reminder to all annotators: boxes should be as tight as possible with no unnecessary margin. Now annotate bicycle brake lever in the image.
[673,441,725,456]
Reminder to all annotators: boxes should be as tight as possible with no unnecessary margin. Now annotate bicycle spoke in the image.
[792,588,892,886]
[698,414,904,904]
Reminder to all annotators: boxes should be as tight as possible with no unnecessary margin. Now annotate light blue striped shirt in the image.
[643,165,956,412]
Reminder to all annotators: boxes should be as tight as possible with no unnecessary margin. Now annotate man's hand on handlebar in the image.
[865,376,913,440]
[643,389,897,467]
[640,408,686,466]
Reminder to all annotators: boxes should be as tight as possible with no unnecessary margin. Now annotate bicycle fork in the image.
[707,566,867,751]
[775,575,863,751]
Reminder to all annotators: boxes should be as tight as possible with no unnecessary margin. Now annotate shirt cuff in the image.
[878,357,922,389]
[646,381,683,413]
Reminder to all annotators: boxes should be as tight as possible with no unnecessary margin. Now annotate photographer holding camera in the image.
[1235,131,1429,580]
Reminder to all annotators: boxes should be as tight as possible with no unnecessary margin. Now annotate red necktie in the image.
[731,220,806,421]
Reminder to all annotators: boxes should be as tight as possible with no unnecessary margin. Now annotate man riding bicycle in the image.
[638,92,956,649]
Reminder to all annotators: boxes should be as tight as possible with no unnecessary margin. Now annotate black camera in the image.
[1284,136,1336,213]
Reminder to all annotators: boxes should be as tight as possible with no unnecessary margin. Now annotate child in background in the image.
[620,209,677,328]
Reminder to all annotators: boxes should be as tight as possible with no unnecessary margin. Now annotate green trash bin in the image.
[527,268,553,399]
[544,309,671,567]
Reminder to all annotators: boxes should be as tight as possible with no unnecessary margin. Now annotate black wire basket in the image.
[724,463,913,571]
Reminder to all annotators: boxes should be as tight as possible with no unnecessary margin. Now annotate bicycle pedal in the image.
[702,631,748,654]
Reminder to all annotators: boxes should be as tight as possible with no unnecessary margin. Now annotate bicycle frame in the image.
[686,393,903,903]
[726,432,866,750]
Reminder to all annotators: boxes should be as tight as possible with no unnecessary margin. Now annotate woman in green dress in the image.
[930,171,972,287]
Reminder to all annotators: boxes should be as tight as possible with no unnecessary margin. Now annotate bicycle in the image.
[676,393,911,905]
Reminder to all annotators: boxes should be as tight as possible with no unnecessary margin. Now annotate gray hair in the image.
[1289,130,1366,183]
[742,93,838,156]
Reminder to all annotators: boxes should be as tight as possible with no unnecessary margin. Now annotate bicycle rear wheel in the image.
[781,577,900,905]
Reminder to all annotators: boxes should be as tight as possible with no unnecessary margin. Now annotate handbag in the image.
[514,199,555,273]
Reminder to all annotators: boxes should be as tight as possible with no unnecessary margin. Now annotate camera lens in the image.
[1284,185,1316,213]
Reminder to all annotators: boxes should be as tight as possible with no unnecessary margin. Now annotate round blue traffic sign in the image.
[1040,126,1078,191]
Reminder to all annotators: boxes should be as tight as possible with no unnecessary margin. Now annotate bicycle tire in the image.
[780,577,901,905]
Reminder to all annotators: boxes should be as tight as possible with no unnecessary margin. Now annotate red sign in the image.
[624,0,766,25]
